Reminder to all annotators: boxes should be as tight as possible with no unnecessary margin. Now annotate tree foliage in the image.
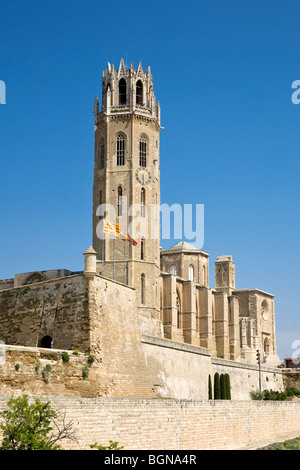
[0,395,74,450]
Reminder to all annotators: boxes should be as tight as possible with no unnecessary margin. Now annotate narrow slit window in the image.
[118,186,123,216]
[141,238,145,260]
[141,274,145,304]
[99,138,105,170]
[141,188,146,218]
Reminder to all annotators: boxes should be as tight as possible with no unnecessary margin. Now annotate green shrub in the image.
[61,352,70,363]
[82,366,89,380]
[15,364,21,372]
[87,354,95,366]
[263,389,287,401]
[250,389,265,400]
[90,440,124,450]
[286,386,300,397]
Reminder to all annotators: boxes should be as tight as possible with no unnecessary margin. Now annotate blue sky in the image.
[0,0,300,360]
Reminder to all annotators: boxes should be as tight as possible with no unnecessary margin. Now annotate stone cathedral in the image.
[91,59,278,365]
[0,60,281,401]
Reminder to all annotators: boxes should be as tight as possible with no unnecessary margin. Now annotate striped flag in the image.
[119,231,137,246]
[126,232,137,246]
[104,220,120,237]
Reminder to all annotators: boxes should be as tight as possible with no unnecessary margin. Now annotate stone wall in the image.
[0,396,299,450]
[140,335,284,400]
[0,274,90,351]
[0,273,285,401]
[0,345,99,398]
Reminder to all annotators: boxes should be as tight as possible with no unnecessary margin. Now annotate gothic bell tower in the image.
[92,59,161,320]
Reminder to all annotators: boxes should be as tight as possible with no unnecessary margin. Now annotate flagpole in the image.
[113,238,115,280]
[124,240,126,284]
[102,234,104,274]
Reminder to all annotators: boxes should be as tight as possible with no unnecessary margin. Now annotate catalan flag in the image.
[103,220,121,237]
[126,232,137,246]
[119,231,137,246]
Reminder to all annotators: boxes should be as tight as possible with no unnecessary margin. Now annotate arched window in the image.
[141,188,146,217]
[170,265,177,275]
[141,274,145,304]
[189,265,194,281]
[119,78,127,105]
[141,238,145,260]
[139,136,147,167]
[118,186,123,216]
[203,265,206,285]
[117,134,125,166]
[261,300,269,320]
[136,80,143,105]
[38,335,52,348]
[264,337,270,355]
[99,138,105,170]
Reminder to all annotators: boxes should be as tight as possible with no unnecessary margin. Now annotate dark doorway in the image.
[38,335,52,348]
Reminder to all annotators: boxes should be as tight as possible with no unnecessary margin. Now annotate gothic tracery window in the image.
[117,134,125,166]
[136,80,143,105]
[139,136,147,167]
[170,265,177,275]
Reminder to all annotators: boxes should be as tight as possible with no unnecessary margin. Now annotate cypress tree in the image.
[208,375,212,399]
[214,373,220,400]
[225,373,231,400]
[220,374,226,399]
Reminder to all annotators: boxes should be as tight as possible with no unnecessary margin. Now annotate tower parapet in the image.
[94,59,160,126]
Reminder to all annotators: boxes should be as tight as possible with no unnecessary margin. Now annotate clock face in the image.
[135,167,152,185]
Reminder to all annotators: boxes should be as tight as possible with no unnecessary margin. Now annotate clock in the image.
[135,167,152,185]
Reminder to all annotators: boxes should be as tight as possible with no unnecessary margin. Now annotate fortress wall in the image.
[0,272,285,401]
[0,396,300,450]
[0,275,90,351]
[140,336,284,400]
[212,358,284,399]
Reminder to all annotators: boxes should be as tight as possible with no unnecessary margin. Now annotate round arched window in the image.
[261,300,269,321]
